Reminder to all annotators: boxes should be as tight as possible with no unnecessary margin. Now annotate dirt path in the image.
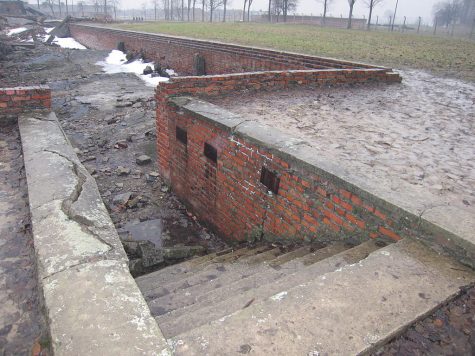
[0,126,48,355]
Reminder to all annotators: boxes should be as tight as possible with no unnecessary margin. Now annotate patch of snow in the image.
[52,37,87,50]
[270,291,288,301]
[380,251,390,256]
[7,27,28,36]
[165,68,177,76]
[45,27,54,33]
[96,50,170,87]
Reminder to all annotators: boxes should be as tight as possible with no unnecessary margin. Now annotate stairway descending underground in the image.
[135,239,475,355]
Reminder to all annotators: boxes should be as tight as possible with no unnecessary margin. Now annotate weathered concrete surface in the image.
[170,239,475,355]
[19,112,170,355]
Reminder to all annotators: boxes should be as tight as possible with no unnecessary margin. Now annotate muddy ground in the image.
[0,126,49,355]
[1,44,227,269]
[1,42,473,355]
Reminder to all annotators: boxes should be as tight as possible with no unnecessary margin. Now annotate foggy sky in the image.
[118,0,440,22]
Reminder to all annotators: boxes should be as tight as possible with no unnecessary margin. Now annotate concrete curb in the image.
[19,112,171,355]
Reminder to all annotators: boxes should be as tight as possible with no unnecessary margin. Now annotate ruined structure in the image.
[1,23,474,355]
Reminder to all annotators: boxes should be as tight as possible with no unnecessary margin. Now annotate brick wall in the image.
[69,24,385,76]
[155,73,475,270]
[158,96,409,244]
[157,69,401,97]
[0,86,51,119]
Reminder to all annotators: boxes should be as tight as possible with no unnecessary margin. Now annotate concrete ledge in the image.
[19,112,171,355]
[170,96,475,269]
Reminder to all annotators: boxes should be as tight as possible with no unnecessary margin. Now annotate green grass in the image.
[111,22,475,81]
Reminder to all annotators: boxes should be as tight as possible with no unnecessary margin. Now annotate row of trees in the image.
[433,0,475,27]
[146,0,385,27]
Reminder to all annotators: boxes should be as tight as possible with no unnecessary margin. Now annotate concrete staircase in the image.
[135,239,475,355]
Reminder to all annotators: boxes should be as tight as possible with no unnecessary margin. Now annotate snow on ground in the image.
[96,50,170,87]
[51,36,87,49]
[7,27,28,36]
[5,26,86,49]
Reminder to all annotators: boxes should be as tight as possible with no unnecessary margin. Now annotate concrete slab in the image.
[170,240,475,355]
[43,259,168,355]
[19,112,171,355]
[122,219,164,248]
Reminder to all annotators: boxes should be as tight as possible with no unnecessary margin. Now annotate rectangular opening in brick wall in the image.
[260,167,280,195]
[204,142,217,164]
[176,126,188,145]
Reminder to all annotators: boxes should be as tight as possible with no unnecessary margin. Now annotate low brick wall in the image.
[0,86,51,119]
[157,69,401,97]
[69,24,387,75]
[158,96,409,245]
[156,89,474,267]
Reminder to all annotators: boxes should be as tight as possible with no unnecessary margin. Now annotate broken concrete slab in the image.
[43,259,168,355]
[19,112,170,355]
[123,219,164,247]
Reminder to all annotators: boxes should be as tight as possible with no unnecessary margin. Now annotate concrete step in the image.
[136,246,250,292]
[149,242,351,319]
[157,240,383,338]
[169,240,475,355]
[143,245,283,302]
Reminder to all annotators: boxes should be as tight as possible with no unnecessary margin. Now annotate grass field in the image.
[112,22,475,82]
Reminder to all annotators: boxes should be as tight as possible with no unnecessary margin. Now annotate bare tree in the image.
[247,0,253,21]
[364,0,384,29]
[151,0,158,19]
[202,0,206,21]
[187,0,192,20]
[222,0,229,21]
[242,0,247,21]
[192,0,197,20]
[272,0,282,21]
[347,0,356,29]
[433,0,462,27]
[209,0,223,21]
[268,0,271,21]
[317,0,333,25]
[111,0,120,19]
[43,0,56,15]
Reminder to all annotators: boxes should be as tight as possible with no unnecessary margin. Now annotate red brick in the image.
[378,226,402,241]
[374,209,387,221]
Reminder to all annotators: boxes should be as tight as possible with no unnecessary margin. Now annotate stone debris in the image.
[136,154,151,165]
[116,166,130,176]
[113,192,132,206]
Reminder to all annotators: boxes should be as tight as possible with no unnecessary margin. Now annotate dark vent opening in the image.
[176,126,188,145]
[260,167,280,195]
[204,142,217,163]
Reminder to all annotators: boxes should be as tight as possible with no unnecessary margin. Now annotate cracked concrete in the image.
[18,111,171,355]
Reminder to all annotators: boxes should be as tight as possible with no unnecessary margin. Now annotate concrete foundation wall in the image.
[69,24,386,76]
[0,86,51,119]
